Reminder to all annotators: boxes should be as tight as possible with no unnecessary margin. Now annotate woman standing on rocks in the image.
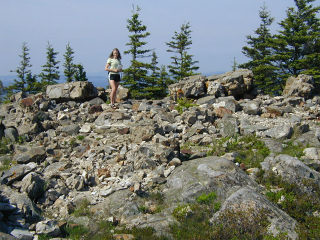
[105,48,122,109]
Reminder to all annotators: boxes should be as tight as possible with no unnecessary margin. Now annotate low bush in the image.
[208,135,270,168]
[257,170,320,239]
[175,97,198,114]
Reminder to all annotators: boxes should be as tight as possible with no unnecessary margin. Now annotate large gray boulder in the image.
[164,156,259,203]
[168,75,206,99]
[211,187,298,239]
[1,185,41,222]
[20,173,45,201]
[261,154,320,191]
[106,85,129,102]
[283,74,314,99]
[46,81,98,101]
[207,69,254,99]
[118,156,297,237]
[14,146,46,164]
[36,220,61,237]
[1,162,37,185]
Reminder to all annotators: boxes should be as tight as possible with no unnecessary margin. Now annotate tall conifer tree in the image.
[240,4,279,94]
[10,42,32,93]
[273,0,320,88]
[39,42,60,90]
[7,42,40,94]
[63,43,76,82]
[74,64,88,81]
[166,22,199,81]
[123,6,153,99]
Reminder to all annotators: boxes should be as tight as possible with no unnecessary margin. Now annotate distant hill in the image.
[0,71,225,90]
[0,74,108,88]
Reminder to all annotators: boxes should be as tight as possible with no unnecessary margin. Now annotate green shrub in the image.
[172,204,193,221]
[257,170,320,239]
[69,138,78,148]
[208,135,270,168]
[0,157,12,171]
[196,192,217,205]
[72,199,91,217]
[116,226,168,240]
[207,137,230,156]
[0,138,11,154]
[76,135,85,141]
[38,234,51,240]
[138,191,165,214]
[17,135,27,144]
[280,140,305,159]
[64,224,90,240]
[175,97,198,114]
[138,205,149,214]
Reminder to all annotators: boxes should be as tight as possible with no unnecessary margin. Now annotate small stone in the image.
[134,182,141,193]
[79,124,92,133]
[113,234,135,240]
[88,105,103,114]
[101,188,115,197]
[97,168,111,178]
[10,229,34,240]
[36,220,61,237]
[164,166,175,178]
[118,127,130,135]
[240,163,246,170]
[168,158,182,167]
[215,107,233,118]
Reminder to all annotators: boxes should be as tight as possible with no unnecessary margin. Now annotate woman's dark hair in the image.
[109,48,121,59]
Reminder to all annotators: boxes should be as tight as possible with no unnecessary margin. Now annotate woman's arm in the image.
[105,63,119,73]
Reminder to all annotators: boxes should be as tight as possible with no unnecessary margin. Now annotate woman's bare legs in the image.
[109,80,119,105]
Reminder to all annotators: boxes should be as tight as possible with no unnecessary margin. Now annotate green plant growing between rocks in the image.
[72,199,91,217]
[175,97,198,114]
[38,234,51,240]
[17,135,27,144]
[170,192,221,239]
[257,170,320,239]
[0,137,12,154]
[0,157,12,171]
[208,135,270,168]
[62,219,167,240]
[69,138,78,148]
[76,135,85,141]
[64,224,90,240]
[138,191,166,214]
[280,140,305,159]
[138,205,149,214]
[169,191,284,239]
[196,192,217,204]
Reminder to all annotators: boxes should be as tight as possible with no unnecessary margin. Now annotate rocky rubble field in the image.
[1,70,320,239]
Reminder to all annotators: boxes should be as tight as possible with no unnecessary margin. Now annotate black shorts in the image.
[109,73,121,82]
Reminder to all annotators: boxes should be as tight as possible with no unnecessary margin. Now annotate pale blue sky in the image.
[1,0,319,77]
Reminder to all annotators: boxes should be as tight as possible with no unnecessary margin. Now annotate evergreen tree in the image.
[9,42,32,93]
[122,6,153,99]
[166,22,199,81]
[39,42,60,90]
[150,51,160,82]
[232,57,238,72]
[74,64,88,81]
[7,42,40,94]
[25,73,41,94]
[63,43,76,82]
[0,80,3,95]
[159,65,173,97]
[147,51,162,98]
[239,4,279,94]
[273,0,320,89]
